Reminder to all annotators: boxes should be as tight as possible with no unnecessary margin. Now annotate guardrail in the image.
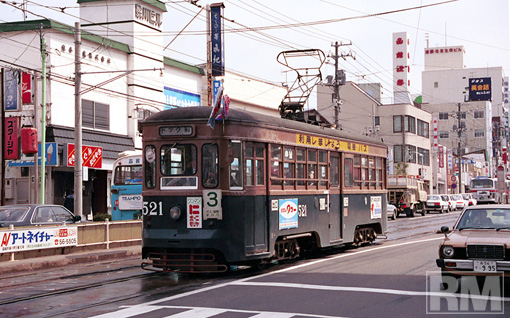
[0,220,142,262]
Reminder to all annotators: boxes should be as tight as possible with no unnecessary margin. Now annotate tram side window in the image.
[229,141,243,189]
[296,148,306,186]
[308,150,317,187]
[344,158,353,187]
[271,145,282,185]
[284,147,295,186]
[376,157,383,189]
[319,151,328,186]
[353,155,361,188]
[202,144,219,188]
[256,146,264,185]
[246,146,254,186]
[144,145,156,189]
[330,155,339,187]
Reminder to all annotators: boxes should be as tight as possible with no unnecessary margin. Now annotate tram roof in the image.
[142,106,386,147]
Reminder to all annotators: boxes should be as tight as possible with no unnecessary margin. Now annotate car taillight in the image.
[470,190,476,192]
[435,202,440,206]
[490,190,497,192]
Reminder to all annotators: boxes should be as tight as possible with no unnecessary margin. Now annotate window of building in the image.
[417,148,430,166]
[374,116,380,126]
[83,99,110,130]
[439,112,448,120]
[393,115,402,133]
[405,145,416,163]
[417,119,429,138]
[394,145,403,163]
[434,82,439,88]
[404,116,416,133]
[459,112,467,119]
[439,131,449,139]
[474,129,485,138]
[474,110,484,119]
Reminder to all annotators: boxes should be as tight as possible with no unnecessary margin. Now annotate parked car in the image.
[387,204,397,220]
[425,195,449,214]
[0,204,82,228]
[451,194,469,210]
[436,205,510,287]
[440,194,454,212]
[461,193,477,206]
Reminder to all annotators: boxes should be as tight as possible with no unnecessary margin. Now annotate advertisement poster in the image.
[279,198,298,230]
[0,226,78,253]
[370,196,382,219]
[186,197,202,229]
[3,117,19,160]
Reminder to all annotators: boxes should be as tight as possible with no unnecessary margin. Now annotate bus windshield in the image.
[113,165,143,185]
[470,178,494,189]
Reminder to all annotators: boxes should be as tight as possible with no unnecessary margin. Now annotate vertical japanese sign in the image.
[21,72,34,105]
[3,69,19,111]
[186,197,202,229]
[4,117,20,160]
[438,146,444,168]
[392,32,411,102]
[210,4,224,76]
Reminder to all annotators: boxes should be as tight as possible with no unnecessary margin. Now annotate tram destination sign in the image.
[159,125,193,136]
[296,133,369,153]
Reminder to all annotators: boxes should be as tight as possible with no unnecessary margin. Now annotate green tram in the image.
[139,106,388,272]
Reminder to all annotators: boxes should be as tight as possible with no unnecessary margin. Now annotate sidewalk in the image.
[0,245,141,275]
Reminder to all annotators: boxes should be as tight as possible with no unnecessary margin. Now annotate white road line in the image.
[90,235,447,318]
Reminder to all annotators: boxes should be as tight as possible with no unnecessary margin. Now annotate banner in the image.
[210,4,225,76]
[67,144,103,168]
[0,227,78,253]
[4,117,20,160]
[21,72,34,105]
[3,69,19,111]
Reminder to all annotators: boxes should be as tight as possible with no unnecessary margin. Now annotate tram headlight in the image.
[169,206,182,220]
[441,245,455,258]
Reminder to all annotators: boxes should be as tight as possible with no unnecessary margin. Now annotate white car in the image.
[461,193,477,206]
[387,204,397,220]
[451,194,469,210]
[425,195,449,213]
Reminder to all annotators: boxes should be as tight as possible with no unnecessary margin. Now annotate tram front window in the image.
[160,144,198,189]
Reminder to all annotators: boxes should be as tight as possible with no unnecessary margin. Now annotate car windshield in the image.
[427,195,441,201]
[441,195,449,201]
[0,207,28,222]
[456,208,510,230]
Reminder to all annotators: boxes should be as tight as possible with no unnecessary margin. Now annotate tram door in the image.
[329,153,342,242]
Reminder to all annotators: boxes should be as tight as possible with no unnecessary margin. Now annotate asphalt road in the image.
[2,210,508,318]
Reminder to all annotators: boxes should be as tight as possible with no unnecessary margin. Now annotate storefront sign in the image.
[67,144,103,168]
[3,117,19,160]
[8,142,58,167]
[164,86,200,109]
[119,195,143,210]
[210,4,225,76]
[134,4,162,29]
[21,72,34,105]
[0,226,78,253]
[3,69,19,111]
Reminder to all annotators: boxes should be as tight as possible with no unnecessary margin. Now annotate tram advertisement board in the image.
[0,226,78,253]
[370,196,382,219]
[187,197,202,229]
[279,198,298,230]
[296,133,369,153]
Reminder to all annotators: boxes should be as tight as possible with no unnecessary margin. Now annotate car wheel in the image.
[391,212,396,220]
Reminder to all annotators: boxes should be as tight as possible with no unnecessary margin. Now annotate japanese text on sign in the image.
[1,227,78,253]
[67,144,103,168]
[4,117,19,160]
[296,134,369,153]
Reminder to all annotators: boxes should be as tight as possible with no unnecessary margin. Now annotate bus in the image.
[139,106,388,272]
[110,150,143,220]
[469,176,500,204]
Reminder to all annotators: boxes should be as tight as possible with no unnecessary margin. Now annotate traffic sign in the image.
[451,176,457,182]
[451,183,457,189]
[454,167,460,172]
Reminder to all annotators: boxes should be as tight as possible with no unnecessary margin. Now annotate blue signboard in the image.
[8,142,58,167]
[210,4,224,76]
[279,198,299,230]
[4,69,19,111]
[164,86,201,109]
[469,77,491,101]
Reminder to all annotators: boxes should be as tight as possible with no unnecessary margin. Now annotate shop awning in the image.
[46,126,135,161]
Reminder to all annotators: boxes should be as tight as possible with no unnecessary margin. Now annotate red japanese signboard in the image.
[4,117,20,160]
[67,143,103,168]
[21,72,33,105]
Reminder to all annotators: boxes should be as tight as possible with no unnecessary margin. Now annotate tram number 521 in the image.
[143,201,163,215]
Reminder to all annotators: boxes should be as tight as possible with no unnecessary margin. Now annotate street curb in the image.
[0,246,141,275]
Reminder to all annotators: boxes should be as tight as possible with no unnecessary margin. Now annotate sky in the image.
[0,0,509,105]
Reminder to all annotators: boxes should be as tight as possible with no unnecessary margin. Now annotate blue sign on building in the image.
[164,86,201,109]
[8,142,58,167]
[4,69,19,111]
[469,77,492,101]
[210,4,224,76]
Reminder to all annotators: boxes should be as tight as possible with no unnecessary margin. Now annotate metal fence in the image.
[0,220,142,262]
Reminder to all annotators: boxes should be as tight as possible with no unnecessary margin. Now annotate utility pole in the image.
[457,102,463,194]
[330,41,354,129]
[40,24,47,203]
[74,22,83,217]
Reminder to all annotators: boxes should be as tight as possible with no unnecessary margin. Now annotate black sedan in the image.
[0,204,82,228]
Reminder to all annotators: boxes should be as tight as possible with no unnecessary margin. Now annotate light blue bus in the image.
[111,150,143,220]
